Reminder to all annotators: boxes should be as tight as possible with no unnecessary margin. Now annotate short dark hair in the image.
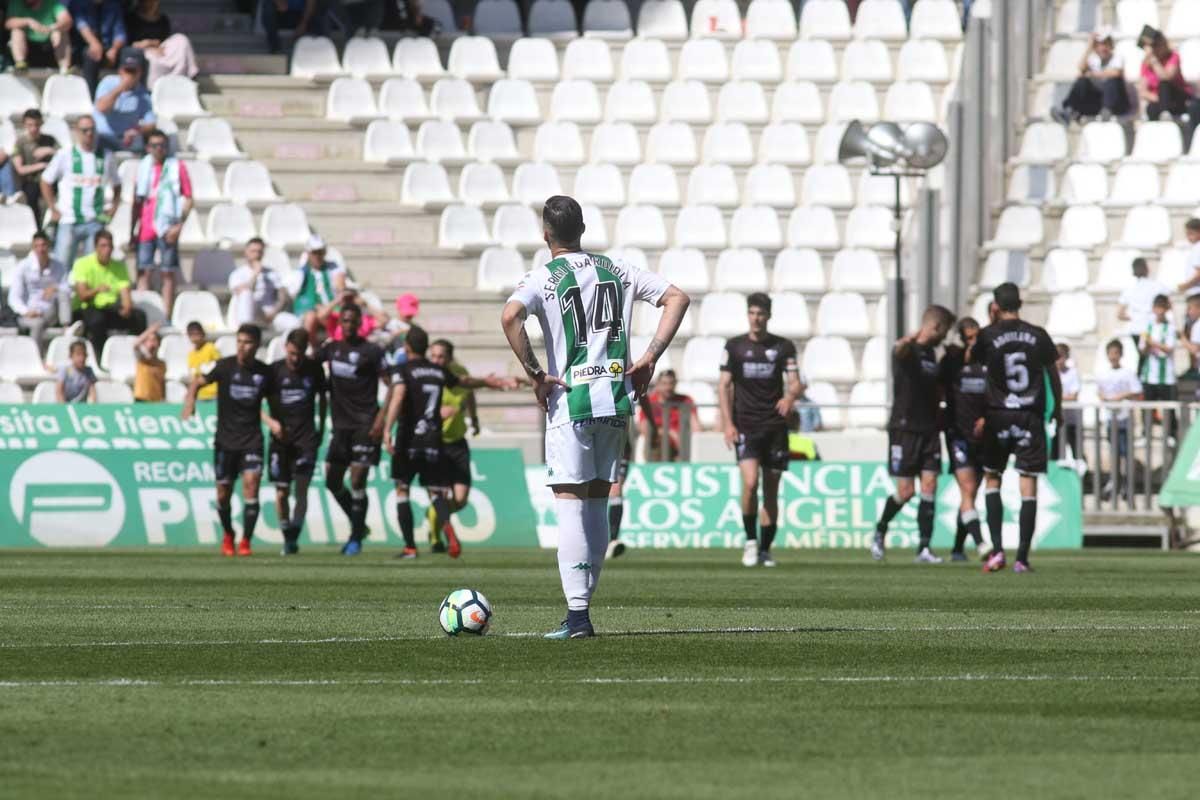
[286,328,309,351]
[431,338,454,359]
[1057,342,1071,358]
[406,324,429,356]
[68,340,87,356]
[1132,257,1149,277]
[247,236,265,248]
[186,321,204,336]
[994,282,1022,312]
[1187,218,1200,233]
[22,108,42,123]
[1153,293,1171,308]
[542,195,585,245]
[146,128,168,143]
[1107,338,1124,354]
[657,369,677,380]
[747,292,772,313]
[31,230,50,245]
[924,304,956,330]
[237,323,262,345]
[340,302,361,319]
[956,316,979,339]
[94,229,113,245]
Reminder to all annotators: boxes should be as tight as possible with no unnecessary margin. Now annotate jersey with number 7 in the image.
[507,252,670,428]
[971,318,1059,417]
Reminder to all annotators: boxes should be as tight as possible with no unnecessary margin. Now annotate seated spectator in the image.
[1138,27,1190,121]
[1055,343,1082,459]
[133,322,166,402]
[131,128,191,317]
[394,0,439,36]
[261,0,331,55]
[228,237,298,332]
[56,340,97,402]
[8,230,70,346]
[71,228,147,353]
[126,0,197,88]
[93,49,156,154]
[71,0,128,93]
[10,109,58,221]
[639,369,699,462]
[324,287,379,342]
[41,116,117,270]
[340,0,385,36]
[6,0,73,73]
[290,234,345,343]
[185,320,219,401]
[1053,29,1128,123]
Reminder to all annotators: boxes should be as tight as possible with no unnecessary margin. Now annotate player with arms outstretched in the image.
[183,324,277,557]
[501,196,690,639]
[718,293,802,568]
[971,283,1062,573]
[267,328,327,556]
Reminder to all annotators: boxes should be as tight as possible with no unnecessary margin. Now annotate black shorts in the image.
[983,410,1048,475]
[887,430,941,477]
[735,426,789,472]
[944,432,984,474]
[214,446,263,484]
[268,438,318,486]
[443,439,472,487]
[392,446,449,489]
[326,428,381,468]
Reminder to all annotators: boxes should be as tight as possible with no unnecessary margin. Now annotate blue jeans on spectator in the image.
[0,159,16,197]
[54,220,106,270]
[262,0,332,54]
[137,236,182,273]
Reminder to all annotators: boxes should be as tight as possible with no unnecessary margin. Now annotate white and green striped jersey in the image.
[1140,319,1177,386]
[41,146,115,225]
[508,251,670,429]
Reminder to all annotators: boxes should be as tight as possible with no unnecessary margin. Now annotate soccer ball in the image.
[439,588,492,636]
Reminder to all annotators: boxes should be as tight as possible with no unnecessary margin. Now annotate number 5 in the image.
[1005,352,1029,393]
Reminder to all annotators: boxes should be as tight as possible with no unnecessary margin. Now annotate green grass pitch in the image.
[3,548,1200,799]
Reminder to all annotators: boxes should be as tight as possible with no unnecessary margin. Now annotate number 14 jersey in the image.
[508,251,670,429]
[971,318,1058,416]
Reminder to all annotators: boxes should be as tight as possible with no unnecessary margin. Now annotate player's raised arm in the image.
[629,285,690,398]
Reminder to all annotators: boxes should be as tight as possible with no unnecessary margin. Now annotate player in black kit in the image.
[940,317,987,561]
[182,324,277,557]
[871,305,955,564]
[320,303,391,556]
[717,293,802,568]
[382,325,512,558]
[970,283,1062,574]
[267,328,327,556]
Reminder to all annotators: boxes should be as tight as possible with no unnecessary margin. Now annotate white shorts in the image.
[544,417,627,486]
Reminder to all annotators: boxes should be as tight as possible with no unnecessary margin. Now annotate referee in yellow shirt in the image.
[426,339,482,557]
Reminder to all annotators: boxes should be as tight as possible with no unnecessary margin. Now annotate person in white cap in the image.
[291,233,346,345]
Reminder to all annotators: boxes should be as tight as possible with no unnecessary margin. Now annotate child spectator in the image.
[186,321,219,401]
[133,322,166,402]
[1098,339,1143,499]
[1056,343,1082,459]
[1140,294,1178,440]
[56,340,97,402]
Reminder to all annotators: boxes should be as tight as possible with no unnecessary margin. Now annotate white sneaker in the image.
[741,539,759,567]
[605,539,626,560]
[758,550,777,567]
[914,547,944,564]
[870,532,885,561]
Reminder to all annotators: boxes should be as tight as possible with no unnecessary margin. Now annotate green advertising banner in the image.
[0,404,538,548]
[526,462,1083,550]
[1158,419,1200,507]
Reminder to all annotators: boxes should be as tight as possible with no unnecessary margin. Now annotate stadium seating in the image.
[0,336,47,384]
[393,38,445,79]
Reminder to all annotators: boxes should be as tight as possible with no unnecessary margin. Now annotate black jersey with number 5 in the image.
[888,343,941,433]
[395,357,459,450]
[971,319,1058,415]
[207,356,274,451]
[320,337,389,431]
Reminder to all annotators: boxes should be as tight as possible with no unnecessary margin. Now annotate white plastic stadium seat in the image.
[802,336,856,382]
[620,37,672,82]
[0,75,39,119]
[0,381,23,403]
[1168,2,1200,38]
[661,80,712,123]
[816,292,870,337]
[45,336,100,371]
[94,381,134,403]
[816,123,853,163]
[563,39,613,81]
[799,0,852,41]
[30,380,55,402]
[534,121,585,164]
[511,162,563,205]
[1040,248,1089,291]
[223,160,280,205]
[491,204,542,249]
[186,119,245,161]
[151,76,208,122]
[1130,121,1184,163]
[1060,163,1108,204]
[717,81,769,124]
[910,0,963,41]
[686,164,738,207]
[681,337,727,382]
[468,121,521,164]
[675,205,727,249]
[898,39,950,82]
[773,248,825,292]
[605,80,656,123]
[1094,248,1138,290]
[260,204,311,249]
[1157,247,1191,286]
[646,122,699,165]
[183,160,222,203]
[678,39,730,83]
[702,122,754,165]
[1107,164,1159,207]
[439,205,491,250]
[841,39,892,82]
[630,163,682,206]
[828,81,880,122]
[1076,121,1127,164]
[765,292,811,337]
[745,0,797,41]
[830,249,885,292]
[550,80,602,123]
[507,38,559,82]
[99,336,136,383]
[158,334,191,381]
[326,78,379,123]
[658,248,710,292]
[0,205,37,249]
[788,205,840,249]
[759,123,811,165]
[744,164,795,208]
[1056,204,1108,249]
[853,0,907,41]
[698,292,747,336]
[580,204,609,250]
[1163,163,1200,206]
[430,78,484,122]
[1116,0,1159,38]
[986,206,1043,249]
[1118,205,1171,249]
[615,205,668,248]
[205,203,256,246]
[0,336,46,382]
[847,381,888,428]
[883,82,937,123]
[131,290,168,327]
[448,37,504,81]
[729,206,782,249]
[583,0,634,38]
[459,162,511,207]
[378,78,433,122]
[528,0,579,38]
[714,248,767,291]
[786,40,838,82]
[844,206,894,249]
[980,250,1031,289]
[802,164,854,208]
[732,39,783,82]
[363,120,415,163]
[401,162,455,208]
[1016,122,1069,164]
[1007,165,1057,203]
[591,122,641,164]
[393,38,446,80]
[573,163,625,208]
[1041,40,1088,80]
[290,36,342,79]
[637,0,689,41]
[690,0,742,39]
[803,381,842,427]
[1045,291,1097,337]
[487,79,542,124]
[860,336,887,380]
[171,290,225,332]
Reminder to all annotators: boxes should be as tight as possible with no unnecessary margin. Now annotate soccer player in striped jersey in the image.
[1139,294,1178,441]
[501,196,691,639]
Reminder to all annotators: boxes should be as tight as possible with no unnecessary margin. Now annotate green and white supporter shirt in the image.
[508,251,670,428]
[1140,319,1177,386]
[41,146,115,225]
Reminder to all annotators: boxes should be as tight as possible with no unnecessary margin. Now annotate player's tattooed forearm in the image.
[645,338,667,358]
[519,332,542,376]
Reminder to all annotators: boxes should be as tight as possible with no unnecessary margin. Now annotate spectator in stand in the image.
[290,234,345,344]
[92,49,156,154]
[7,231,70,347]
[40,116,117,269]
[70,229,147,353]
[339,0,385,36]
[261,0,331,55]
[6,0,73,73]
[1183,294,1200,380]
[395,0,439,36]
[324,287,378,342]
[70,0,127,93]
[786,411,820,462]
[132,321,165,402]
[1098,339,1143,499]
[0,147,16,204]
[185,320,219,401]
[1055,343,1082,459]
[1052,28,1128,124]
[228,237,298,333]
[56,339,97,402]
[126,0,197,87]
[386,291,420,367]
[130,128,190,317]
[1118,257,1169,376]
[639,369,699,462]
[1139,294,1179,441]
[1137,27,1190,121]
[10,109,58,221]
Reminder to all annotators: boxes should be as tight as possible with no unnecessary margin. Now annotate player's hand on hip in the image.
[628,356,654,399]
[723,424,738,449]
[532,373,567,412]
